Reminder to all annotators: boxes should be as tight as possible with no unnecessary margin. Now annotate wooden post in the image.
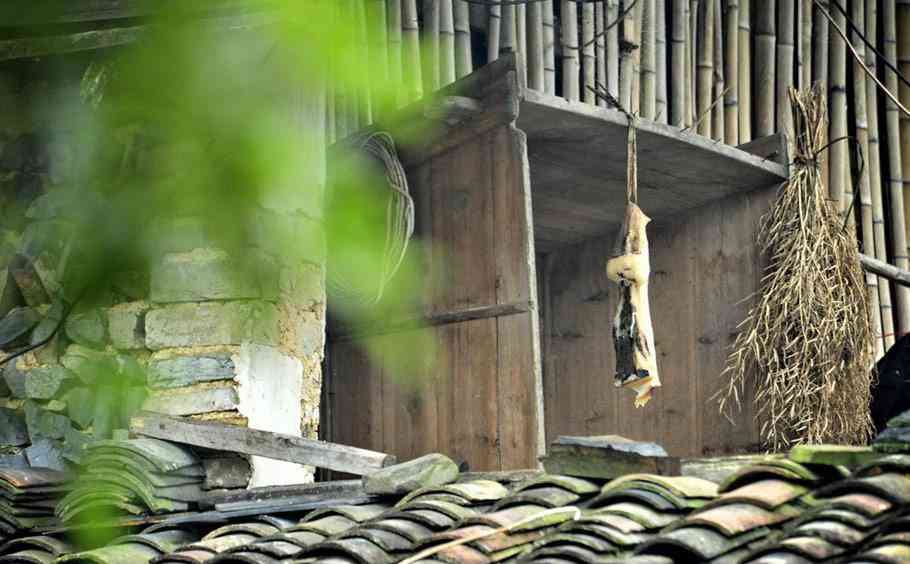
[454,0,472,78]
[777,0,795,136]
[528,0,545,90]
[656,0,668,122]
[755,0,776,137]
[671,0,688,125]
[738,0,752,141]
[641,0,658,118]
[563,0,580,101]
[696,0,715,136]
[544,0,556,94]
[583,1,597,104]
[850,0,885,358]
[885,0,910,335]
[402,0,423,102]
[866,0,895,350]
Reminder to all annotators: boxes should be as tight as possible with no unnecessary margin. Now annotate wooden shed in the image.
[323,55,788,471]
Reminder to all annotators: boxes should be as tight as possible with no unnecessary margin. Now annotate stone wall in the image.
[0,51,327,486]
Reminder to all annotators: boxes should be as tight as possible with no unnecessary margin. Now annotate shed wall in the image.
[539,186,776,457]
[327,122,542,471]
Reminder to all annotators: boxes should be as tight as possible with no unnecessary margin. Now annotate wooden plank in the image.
[517,89,787,249]
[331,300,534,341]
[130,412,397,476]
[737,133,790,166]
[492,124,543,467]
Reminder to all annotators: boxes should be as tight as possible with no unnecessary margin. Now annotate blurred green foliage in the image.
[1,0,447,545]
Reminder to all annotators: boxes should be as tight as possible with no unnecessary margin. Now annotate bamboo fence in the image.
[323,0,910,357]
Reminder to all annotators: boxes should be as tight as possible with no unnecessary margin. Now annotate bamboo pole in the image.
[696,0,715,136]
[518,4,527,67]
[777,0,794,136]
[738,0,751,141]
[724,0,739,143]
[712,0,724,140]
[621,0,639,111]
[882,0,910,338]
[641,0,657,118]
[755,0,776,137]
[899,0,910,265]
[388,0,404,106]
[501,3,517,55]
[366,0,387,120]
[848,0,885,357]
[596,1,607,106]
[544,0,556,93]
[327,72,336,145]
[440,0,456,86]
[607,0,621,98]
[454,0,472,78]
[865,0,896,350]
[423,0,440,93]
[656,0,668,122]
[528,1,545,90]
[813,0,829,193]
[800,0,812,87]
[354,0,371,125]
[402,0,422,102]
[583,1,597,104]
[690,0,699,124]
[884,0,910,335]
[671,0,687,125]
[633,0,643,112]
[828,0,848,211]
[488,3,501,62]
[795,0,803,88]
[564,0,580,101]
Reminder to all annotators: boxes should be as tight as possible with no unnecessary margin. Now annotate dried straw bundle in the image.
[717,86,875,451]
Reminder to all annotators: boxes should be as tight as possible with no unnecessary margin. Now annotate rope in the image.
[327,131,415,308]
[627,115,638,205]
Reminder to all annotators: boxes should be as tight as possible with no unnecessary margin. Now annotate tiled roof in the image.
[4,452,910,563]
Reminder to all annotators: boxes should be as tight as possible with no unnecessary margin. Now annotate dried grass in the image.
[716,85,875,451]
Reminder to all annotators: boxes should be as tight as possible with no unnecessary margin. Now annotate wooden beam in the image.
[0,1,274,25]
[331,300,534,341]
[0,12,276,62]
[130,412,397,476]
[860,253,910,288]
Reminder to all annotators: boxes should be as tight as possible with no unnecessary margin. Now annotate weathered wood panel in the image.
[327,123,541,471]
[540,186,775,457]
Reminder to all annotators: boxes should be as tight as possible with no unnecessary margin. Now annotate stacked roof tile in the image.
[11,419,910,562]
[0,468,68,544]
[55,439,202,525]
